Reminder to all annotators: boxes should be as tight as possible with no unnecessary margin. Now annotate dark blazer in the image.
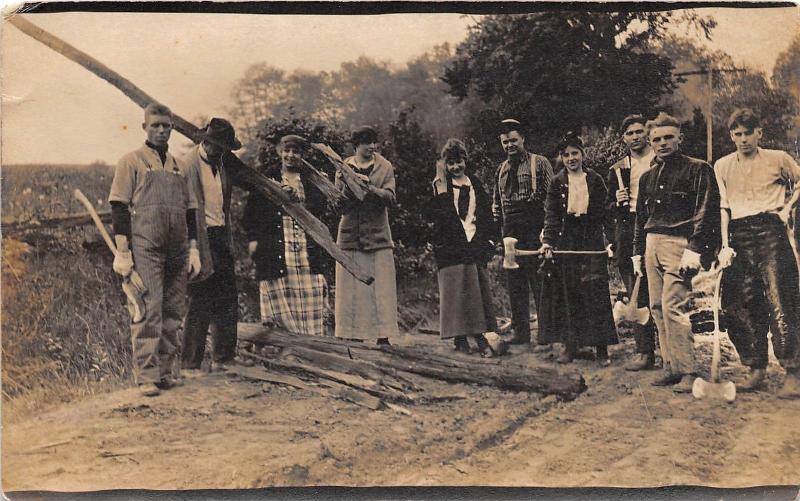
[242,166,330,281]
[632,152,721,262]
[425,175,499,270]
[542,168,611,250]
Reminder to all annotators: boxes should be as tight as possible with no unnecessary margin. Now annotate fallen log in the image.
[2,210,111,234]
[238,323,586,397]
[8,15,373,286]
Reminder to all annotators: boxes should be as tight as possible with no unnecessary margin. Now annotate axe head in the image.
[502,237,520,269]
[122,270,148,324]
[692,377,736,403]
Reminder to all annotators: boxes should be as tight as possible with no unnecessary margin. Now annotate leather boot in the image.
[625,352,656,372]
[739,368,766,392]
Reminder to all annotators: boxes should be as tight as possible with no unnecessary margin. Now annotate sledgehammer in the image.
[502,237,610,269]
[692,266,736,403]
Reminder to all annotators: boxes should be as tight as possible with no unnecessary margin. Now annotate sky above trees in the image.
[2,7,797,165]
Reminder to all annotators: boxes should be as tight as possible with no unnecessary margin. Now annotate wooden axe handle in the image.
[516,248,608,256]
[73,189,119,257]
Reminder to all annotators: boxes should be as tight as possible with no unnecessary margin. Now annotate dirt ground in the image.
[3,334,800,493]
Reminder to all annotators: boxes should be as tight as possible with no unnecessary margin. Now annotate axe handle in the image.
[73,189,119,257]
[515,249,608,256]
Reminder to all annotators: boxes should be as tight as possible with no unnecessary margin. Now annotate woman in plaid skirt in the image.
[243,135,331,336]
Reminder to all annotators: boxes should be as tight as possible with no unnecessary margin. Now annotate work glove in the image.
[718,246,736,269]
[679,248,702,277]
[113,250,134,277]
[606,243,614,258]
[187,248,201,279]
[615,189,630,205]
[631,255,643,278]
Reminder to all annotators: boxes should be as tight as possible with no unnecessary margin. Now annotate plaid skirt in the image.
[259,216,328,337]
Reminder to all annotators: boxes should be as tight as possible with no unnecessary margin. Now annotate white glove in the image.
[679,248,702,276]
[631,255,643,277]
[187,248,201,279]
[606,243,614,258]
[113,250,133,277]
[718,246,736,269]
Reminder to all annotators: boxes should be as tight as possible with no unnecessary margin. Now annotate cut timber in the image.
[238,323,586,398]
[299,159,345,206]
[8,15,372,286]
[310,143,368,200]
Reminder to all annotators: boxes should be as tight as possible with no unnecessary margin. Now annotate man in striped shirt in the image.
[492,119,554,346]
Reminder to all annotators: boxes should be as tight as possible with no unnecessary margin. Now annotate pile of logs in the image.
[230,323,586,411]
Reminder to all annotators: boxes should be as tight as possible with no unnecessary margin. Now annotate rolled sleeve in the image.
[108,156,135,204]
[713,162,730,211]
[781,152,800,183]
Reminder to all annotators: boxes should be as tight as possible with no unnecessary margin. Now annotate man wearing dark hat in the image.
[492,119,554,345]
[181,118,242,375]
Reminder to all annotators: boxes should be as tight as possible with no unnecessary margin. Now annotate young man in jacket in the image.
[181,118,242,375]
[606,114,658,371]
[491,119,554,346]
[109,103,201,396]
[714,108,800,397]
[632,112,721,393]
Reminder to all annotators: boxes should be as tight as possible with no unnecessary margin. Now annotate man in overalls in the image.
[109,103,201,396]
[491,118,554,346]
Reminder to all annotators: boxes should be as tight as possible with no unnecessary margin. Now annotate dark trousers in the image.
[506,257,541,342]
[724,214,800,370]
[182,227,238,368]
[615,211,656,355]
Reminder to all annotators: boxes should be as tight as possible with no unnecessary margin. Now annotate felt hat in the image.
[201,118,242,150]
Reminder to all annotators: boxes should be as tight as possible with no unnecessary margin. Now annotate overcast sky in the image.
[2,7,798,165]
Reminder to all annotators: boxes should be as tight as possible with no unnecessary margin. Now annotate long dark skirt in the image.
[438,263,497,339]
[538,224,618,348]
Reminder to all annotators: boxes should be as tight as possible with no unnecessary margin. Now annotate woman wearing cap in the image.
[538,132,618,365]
[243,135,331,337]
[334,126,399,345]
[425,139,505,356]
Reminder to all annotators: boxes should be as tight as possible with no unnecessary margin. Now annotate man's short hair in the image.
[645,112,681,134]
[440,138,468,163]
[498,118,523,136]
[144,103,173,120]
[727,108,761,131]
[621,114,647,133]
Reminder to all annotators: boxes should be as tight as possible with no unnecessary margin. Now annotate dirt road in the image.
[3,337,799,492]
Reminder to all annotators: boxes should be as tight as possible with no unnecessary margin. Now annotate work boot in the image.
[139,383,161,397]
[625,352,656,372]
[557,345,576,364]
[672,374,696,393]
[739,368,766,393]
[155,376,182,390]
[651,371,684,387]
[777,370,800,399]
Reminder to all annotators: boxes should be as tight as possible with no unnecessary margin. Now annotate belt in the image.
[730,212,782,230]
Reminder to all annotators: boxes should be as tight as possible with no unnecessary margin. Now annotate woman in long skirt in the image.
[334,126,399,345]
[538,132,618,365]
[243,135,330,336]
[425,139,504,356]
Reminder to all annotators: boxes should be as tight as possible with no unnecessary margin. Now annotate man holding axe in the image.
[714,108,800,397]
[491,119,554,346]
[606,114,658,371]
[632,112,720,393]
[109,103,201,397]
[181,118,242,375]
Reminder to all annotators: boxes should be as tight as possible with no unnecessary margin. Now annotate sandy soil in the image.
[3,336,800,492]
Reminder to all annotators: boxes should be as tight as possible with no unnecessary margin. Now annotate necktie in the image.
[456,185,470,221]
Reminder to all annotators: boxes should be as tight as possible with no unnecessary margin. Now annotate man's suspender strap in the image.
[497,153,539,198]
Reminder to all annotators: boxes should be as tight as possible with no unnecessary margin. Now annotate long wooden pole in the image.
[8,15,373,285]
